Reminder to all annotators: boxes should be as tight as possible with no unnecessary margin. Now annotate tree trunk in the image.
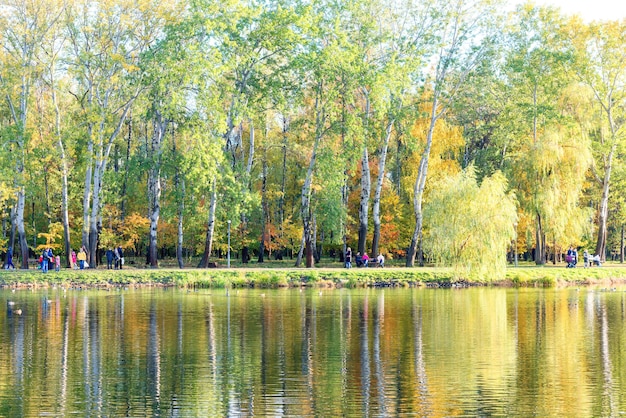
[258,154,267,263]
[295,231,305,267]
[358,146,371,255]
[16,186,29,269]
[198,178,217,268]
[595,165,612,261]
[371,119,394,259]
[300,85,325,268]
[86,96,135,267]
[312,215,319,263]
[407,96,440,267]
[340,83,349,266]
[89,161,103,267]
[59,141,71,267]
[358,89,371,255]
[176,179,185,269]
[4,206,16,267]
[535,212,546,265]
[82,125,94,250]
[279,116,288,259]
[120,117,132,222]
[51,68,71,267]
[174,133,185,269]
[317,228,324,263]
[147,110,167,268]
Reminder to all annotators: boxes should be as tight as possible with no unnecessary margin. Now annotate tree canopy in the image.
[1,0,624,277]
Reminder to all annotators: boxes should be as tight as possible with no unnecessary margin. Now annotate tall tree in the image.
[0,0,61,268]
[42,4,72,266]
[406,0,500,266]
[65,0,159,266]
[140,6,188,267]
[567,19,626,261]
[504,5,586,265]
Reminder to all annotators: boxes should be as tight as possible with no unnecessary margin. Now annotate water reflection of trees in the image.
[1,288,626,415]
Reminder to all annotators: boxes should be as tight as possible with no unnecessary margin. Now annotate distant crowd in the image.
[344,247,385,268]
[566,246,603,268]
[2,245,125,271]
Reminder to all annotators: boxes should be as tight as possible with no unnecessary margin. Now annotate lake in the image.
[1,286,625,416]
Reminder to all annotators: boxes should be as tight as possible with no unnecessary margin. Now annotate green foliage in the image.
[2,0,626,276]
[424,167,517,280]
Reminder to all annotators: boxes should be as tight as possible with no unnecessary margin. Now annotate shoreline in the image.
[2,266,626,289]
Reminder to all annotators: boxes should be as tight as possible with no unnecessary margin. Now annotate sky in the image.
[525,0,626,22]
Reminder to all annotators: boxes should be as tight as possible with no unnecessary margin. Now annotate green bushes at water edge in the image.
[504,266,626,286]
[2,266,626,288]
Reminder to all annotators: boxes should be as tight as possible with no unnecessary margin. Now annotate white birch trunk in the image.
[88,101,135,266]
[300,89,324,268]
[407,96,439,267]
[371,119,394,259]
[16,186,29,269]
[198,178,217,268]
[358,89,371,255]
[148,110,167,268]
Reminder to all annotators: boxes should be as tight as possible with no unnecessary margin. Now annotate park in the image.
[2,0,626,415]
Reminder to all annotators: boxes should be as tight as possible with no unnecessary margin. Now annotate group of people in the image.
[105,246,125,269]
[344,247,385,268]
[567,246,603,268]
[35,245,124,271]
[39,247,60,273]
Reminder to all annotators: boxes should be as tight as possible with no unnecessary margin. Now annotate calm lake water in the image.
[1,286,626,417]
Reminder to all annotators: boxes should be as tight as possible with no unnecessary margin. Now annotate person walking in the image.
[42,248,49,273]
[345,247,352,268]
[106,248,114,269]
[6,247,15,270]
[77,248,87,270]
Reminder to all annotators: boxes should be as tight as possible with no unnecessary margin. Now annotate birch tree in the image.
[65,0,161,266]
[406,0,501,267]
[42,3,72,266]
[0,0,61,268]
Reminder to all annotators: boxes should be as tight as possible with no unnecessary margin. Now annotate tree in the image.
[0,0,63,268]
[65,0,158,266]
[566,19,626,261]
[139,5,189,267]
[406,0,501,266]
[503,5,590,264]
[424,168,517,279]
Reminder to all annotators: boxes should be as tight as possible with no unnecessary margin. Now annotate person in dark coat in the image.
[345,247,352,268]
[106,248,114,269]
[6,247,15,269]
[117,246,124,270]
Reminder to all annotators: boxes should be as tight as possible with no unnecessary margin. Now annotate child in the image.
[55,255,61,272]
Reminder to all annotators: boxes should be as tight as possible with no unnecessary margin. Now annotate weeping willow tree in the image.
[423,168,517,280]
[510,126,592,263]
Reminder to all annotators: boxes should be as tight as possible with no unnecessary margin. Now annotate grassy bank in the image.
[2,265,626,289]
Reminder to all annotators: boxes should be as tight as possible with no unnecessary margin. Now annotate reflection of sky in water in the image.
[0,287,625,416]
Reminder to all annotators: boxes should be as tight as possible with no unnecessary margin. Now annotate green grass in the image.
[2,263,626,289]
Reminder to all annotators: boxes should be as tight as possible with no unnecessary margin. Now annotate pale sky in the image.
[525,0,626,22]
